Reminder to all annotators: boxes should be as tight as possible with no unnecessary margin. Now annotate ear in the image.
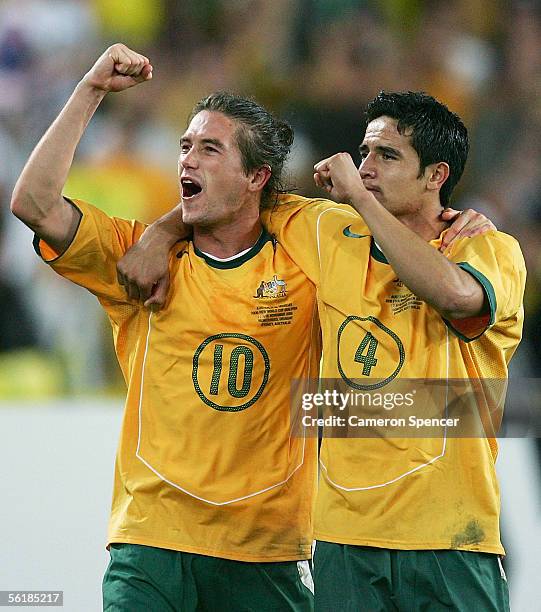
[248,164,272,193]
[426,161,449,193]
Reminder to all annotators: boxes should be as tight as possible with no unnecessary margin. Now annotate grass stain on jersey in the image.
[451,519,485,548]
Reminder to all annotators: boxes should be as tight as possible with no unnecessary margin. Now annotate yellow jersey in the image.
[36,199,320,562]
[264,194,526,554]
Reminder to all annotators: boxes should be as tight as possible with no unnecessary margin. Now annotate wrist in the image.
[155,210,190,242]
[349,186,373,212]
[142,222,184,249]
[174,219,190,240]
[75,79,109,101]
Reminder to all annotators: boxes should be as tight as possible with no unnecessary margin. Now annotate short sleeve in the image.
[33,198,147,303]
[444,231,526,341]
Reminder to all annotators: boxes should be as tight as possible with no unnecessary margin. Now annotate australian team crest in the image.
[253,275,287,299]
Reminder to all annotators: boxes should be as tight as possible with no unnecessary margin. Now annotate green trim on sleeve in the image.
[443,262,497,342]
[457,262,497,326]
[32,197,83,263]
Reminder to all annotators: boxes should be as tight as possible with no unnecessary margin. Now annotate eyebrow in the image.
[180,136,225,149]
[359,144,402,157]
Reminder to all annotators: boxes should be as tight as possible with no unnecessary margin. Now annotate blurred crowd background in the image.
[0,1,540,604]
[0,0,540,397]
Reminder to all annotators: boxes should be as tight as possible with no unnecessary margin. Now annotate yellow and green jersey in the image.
[264,194,525,554]
[36,199,321,562]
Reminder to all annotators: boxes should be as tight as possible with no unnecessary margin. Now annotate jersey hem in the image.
[107,535,312,562]
[313,533,504,555]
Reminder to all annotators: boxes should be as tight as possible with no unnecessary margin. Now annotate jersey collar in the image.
[194,230,273,269]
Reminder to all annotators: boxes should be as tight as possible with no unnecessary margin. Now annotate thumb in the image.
[144,276,169,310]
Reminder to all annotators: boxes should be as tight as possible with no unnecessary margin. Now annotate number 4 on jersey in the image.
[354,332,379,376]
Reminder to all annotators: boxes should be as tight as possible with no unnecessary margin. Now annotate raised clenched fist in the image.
[313,152,365,204]
[81,43,153,93]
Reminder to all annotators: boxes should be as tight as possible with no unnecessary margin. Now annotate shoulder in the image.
[73,199,147,239]
[264,193,362,228]
[37,198,147,267]
[447,230,525,267]
[274,193,357,215]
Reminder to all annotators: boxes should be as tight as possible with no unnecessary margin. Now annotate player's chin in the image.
[181,198,205,220]
[180,208,200,226]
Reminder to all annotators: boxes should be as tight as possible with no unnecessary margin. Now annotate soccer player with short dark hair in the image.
[276,90,524,611]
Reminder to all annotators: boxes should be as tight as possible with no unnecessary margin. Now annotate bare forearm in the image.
[11,44,153,253]
[351,194,485,319]
[313,152,488,319]
[11,82,105,246]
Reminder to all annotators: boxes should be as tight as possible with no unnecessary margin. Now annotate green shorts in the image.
[313,542,509,612]
[103,543,314,611]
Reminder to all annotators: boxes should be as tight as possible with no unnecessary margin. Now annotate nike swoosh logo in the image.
[343,225,369,239]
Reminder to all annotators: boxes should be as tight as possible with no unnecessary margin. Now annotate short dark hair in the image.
[365,91,469,206]
[190,92,294,208]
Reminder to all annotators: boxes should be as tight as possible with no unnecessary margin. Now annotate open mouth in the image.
[181,178,203,199]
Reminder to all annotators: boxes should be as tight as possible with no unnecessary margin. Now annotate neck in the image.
[193,215,263,259]
[395,201,447,242]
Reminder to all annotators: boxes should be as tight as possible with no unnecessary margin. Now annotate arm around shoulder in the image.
[116,203,188,307]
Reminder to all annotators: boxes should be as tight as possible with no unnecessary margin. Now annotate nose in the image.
[180,148,199,170]
[359,154,376,180]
